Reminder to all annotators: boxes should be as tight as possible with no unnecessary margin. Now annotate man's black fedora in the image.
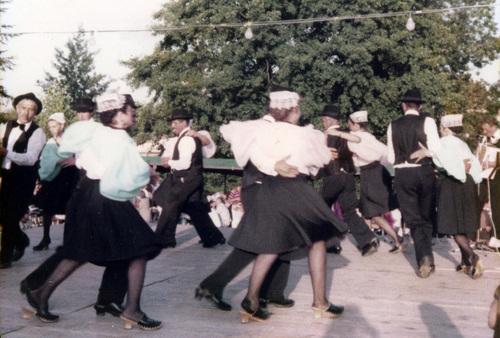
[168,109,193,121]
[12,92,43,114]
[320,104,341,119]
[401,89,425,104]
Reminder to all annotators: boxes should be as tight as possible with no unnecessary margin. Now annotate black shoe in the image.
[20,279,29,294]
[326,245,342,254]
[13,244,28,262]
[361,239,378,256]
[26,289,59,323]
[161,241,176,249]
[94,302,124,317]
[240,298,271,323]
[312,303,344,319]
[202,237,226,248]
[195,286,232,311]
[33,239,51,251]
[260,297,295,308]
[121,312,162,330]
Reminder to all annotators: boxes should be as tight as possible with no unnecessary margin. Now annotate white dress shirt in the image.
[348,130,387,167]
[386,109,441,168]
[0,121,46,170]
[161,130,216,160]
[168,127,196,171]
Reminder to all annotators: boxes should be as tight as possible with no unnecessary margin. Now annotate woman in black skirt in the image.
[33,113,79,250]
[23,93,163,330]
[346,110,403,252]
[220,88,348,322]
[412,114,482,279]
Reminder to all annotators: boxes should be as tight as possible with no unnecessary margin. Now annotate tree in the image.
[0,0,14,99]
[40,29,109,104]
[126,1,499,155]
[35,81,74,133]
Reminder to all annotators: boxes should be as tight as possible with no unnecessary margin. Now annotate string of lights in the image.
[3,3,497,36]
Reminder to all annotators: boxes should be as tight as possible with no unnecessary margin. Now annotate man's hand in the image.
[410,142,431,163]
[329,147,338,161]
[464,159,471,173]
[160,156,171,168]
[58,157,76,167]
[274,156,299,178]
[0,145,6,157]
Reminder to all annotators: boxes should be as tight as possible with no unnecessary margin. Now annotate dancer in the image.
[412,114,482,278]
[0,93,46,268]
[221,87,348,322]
[33,112,79,250]
[346,110,403,253]
[196,108,295,313]
[153,109,225,248]
[387,89,440,278]
[319,104,379,256]
[22,97,130,318]
[22,93,162,330]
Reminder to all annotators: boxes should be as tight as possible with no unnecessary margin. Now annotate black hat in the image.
[401,89,425,104]
[12,92,43,115]
[320,104,341,119]
[72,98,95,113]
[168,109,193,121]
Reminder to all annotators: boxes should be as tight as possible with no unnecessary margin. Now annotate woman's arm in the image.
[489,298,498,329]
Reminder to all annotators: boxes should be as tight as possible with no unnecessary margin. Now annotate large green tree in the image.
[126,1,499,155]
[0,0,14,99]
[40,29,109,104]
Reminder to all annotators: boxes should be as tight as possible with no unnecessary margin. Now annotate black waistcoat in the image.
[2,120,40,175]
[324,131,355,175]
[172,131,203,178]
[391,114,431,165]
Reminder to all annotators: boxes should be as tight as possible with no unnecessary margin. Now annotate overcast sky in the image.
[2,0,499,104]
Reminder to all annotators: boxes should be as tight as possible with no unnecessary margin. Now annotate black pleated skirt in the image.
[229,175,347,259]
[437,174,480,236]
[60,177,162,266]
[35,166,80,215]
[359,161,395,218]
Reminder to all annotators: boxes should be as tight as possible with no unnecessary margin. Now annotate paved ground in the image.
[0,223,499,338]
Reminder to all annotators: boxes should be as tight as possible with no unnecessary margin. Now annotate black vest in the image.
[172,131,203,178]
[2,120,41,174]
[324,131,355,175]
[391,114,431,165]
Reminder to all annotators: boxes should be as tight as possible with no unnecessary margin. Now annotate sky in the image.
[1,0,500,105]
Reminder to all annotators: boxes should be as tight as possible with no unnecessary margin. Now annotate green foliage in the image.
[39,29,109,104]
[0,0,15,98]
[126,0,499,154]
[35,82,75,134]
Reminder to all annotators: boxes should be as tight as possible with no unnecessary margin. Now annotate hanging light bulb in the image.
[244,23,253,39]
[406,14,415,31]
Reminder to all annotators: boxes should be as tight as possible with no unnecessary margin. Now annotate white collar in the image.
[16,120,32,129]
[404,109,420,116]
[179,127,191,137]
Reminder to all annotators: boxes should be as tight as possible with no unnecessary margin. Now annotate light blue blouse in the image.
[58,120,150,201]
[38,138,64,181]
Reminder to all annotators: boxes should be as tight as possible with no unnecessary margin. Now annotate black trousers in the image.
[200,248,290,300]
[320,172,375,250]
[155,175,224,246]
[394,166,436,266]
[24,247,128,305]
[0,169,33,263]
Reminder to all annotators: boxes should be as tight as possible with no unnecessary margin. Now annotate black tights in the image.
[453,234,476,266]
[40,213,52,243]
[32,257,148,319]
